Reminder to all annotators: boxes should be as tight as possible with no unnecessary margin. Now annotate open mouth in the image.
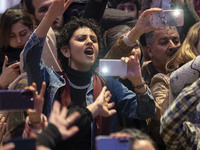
[84,48,94,55]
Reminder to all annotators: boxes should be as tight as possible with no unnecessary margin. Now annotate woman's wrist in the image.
[87,103,98,118]
[131,78,147,94]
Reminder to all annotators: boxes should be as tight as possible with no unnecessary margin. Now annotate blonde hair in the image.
[166,22,200,73]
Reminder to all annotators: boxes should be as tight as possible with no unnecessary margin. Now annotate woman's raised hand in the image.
[36,0,73,37]
[47,0,73,20]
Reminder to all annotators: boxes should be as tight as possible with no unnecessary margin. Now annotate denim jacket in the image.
[23,32,155,132]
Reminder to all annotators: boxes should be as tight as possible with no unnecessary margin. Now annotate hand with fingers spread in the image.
[0,56,20,89]
[87,86,117,118]
[25,82,46,125]
[49,101,80,140]
[127,8,163,44]
[0,114,6,143]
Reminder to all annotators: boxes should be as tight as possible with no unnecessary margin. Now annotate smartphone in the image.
[99,59,127,76]
[6,60,19,67]
[152,9,184,28]
[96,136,130,150]
[0,89,34,110]
[3,138,36,150]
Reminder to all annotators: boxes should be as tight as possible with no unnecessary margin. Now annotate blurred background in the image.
[0,0,20,14]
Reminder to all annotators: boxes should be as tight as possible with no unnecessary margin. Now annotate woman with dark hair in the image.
[0,8,33,89]
[23,0,155,149]
[0,8,34,142]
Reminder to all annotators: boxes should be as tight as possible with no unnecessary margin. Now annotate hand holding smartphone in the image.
[152,9,184,28]
[5,60,19,67]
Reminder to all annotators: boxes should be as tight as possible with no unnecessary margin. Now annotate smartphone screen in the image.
[152,9,184,28]
[0,89,34,110]
[99,59,127,76]
[96,136,130,150]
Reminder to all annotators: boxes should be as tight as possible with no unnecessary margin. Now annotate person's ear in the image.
[145,45,153,59]
[60,45,70,58]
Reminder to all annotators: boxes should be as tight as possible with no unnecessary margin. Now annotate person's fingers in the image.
[104,93,112,103]
[141,8,163,18]
[104,90,110,98]
[121,57,128,63]
[125,57,129,63]
[9,62,20,69]
[2,56,8,69]
[60,106,68,119]
[62,126,79,140]
[27,109,35,114]
[64,0,73,10]
[0,116,6,131]
[39,82,46,97]
[121,57,125,61]
[25,85,36,98]
[1,122,6,134]
[108,109,117,116]
[106,102,115,109]
[65,112,80,127]
[52,101,61,115]
[129,55,135,61]
[32,82,37,90]
[100,86,107,95]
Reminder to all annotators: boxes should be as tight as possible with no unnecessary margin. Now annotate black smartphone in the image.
[3,138,36,150]
[5,60,19,67]
[0,89,34,110]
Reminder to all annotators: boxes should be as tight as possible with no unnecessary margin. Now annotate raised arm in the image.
[35,0,72,37]
[104,8,163,59]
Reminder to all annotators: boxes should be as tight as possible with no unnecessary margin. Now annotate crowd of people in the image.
[0,0,199,150]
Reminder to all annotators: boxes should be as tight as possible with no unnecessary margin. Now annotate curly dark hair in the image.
[56,17,102,71]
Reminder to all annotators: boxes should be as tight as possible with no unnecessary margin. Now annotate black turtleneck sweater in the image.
[65,66,93,107]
